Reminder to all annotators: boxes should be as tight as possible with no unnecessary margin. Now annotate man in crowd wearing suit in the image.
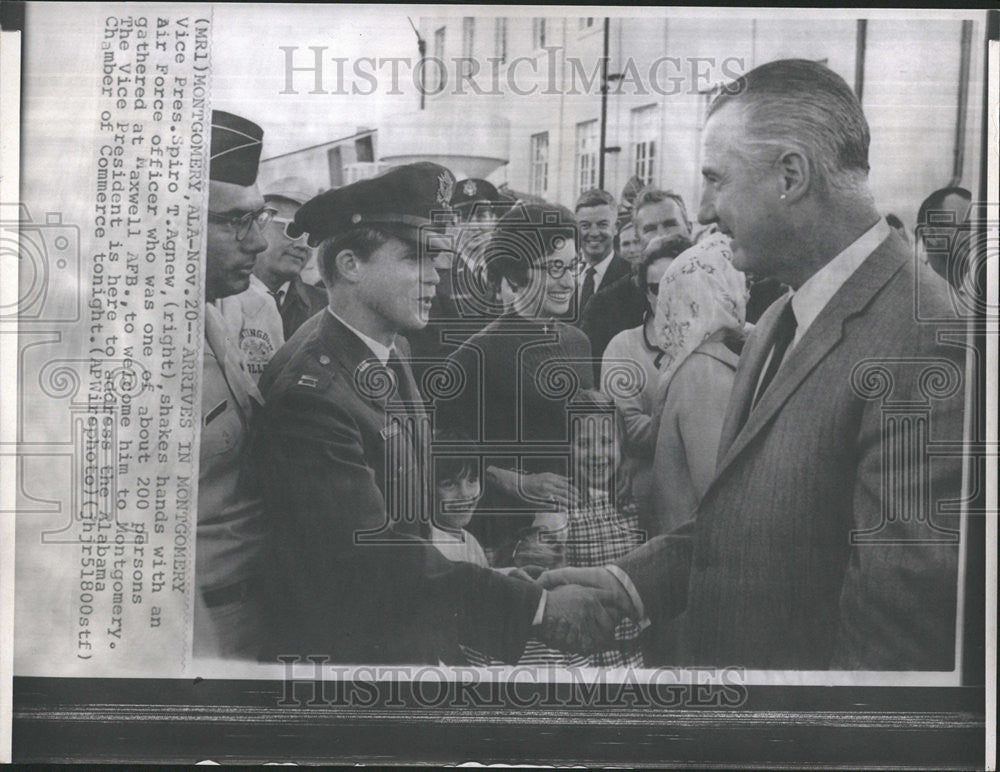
[580,189,693,380]
[195,110,272,659]
[575,189,630,315]
[251,162,622,664]
[252,177,328,341]
[543,58,965,671]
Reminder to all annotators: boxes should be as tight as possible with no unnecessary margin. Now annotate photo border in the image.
[4,4,997,766]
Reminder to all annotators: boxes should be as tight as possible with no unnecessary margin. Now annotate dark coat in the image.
[592,253,631,299]
[278,275,328,341]
[618,233,965,670]
[579,273,646,382]
[252,310,541,664]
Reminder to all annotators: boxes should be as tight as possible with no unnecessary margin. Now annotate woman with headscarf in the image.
[600,233,693,522]
[648,232,751,537]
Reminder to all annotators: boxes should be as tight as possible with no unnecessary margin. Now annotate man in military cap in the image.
[252,162,623,664]
[195,109,272,659]
[408,177,507,390]
[251,176,328,340]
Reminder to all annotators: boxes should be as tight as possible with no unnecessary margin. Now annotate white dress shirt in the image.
[326,307,395,364]
[789,217,890,352]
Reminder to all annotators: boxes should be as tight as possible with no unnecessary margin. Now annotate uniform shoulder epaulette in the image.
[288,351,337,392]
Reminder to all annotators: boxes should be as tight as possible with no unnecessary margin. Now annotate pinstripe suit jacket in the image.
[616,233,965,670]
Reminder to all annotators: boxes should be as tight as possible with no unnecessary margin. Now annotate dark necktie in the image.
[387,349,416,408]
[752,299,797,409]
[269,288,284,310]
[580,266,597,308]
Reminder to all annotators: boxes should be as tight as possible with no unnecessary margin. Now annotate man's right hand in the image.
[538,567,638,620]
[536,584,624,654]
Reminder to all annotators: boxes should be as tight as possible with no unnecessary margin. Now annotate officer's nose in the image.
[422,259,441,286]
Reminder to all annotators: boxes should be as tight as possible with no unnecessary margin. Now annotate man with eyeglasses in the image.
[195,109,271,660]
[215,182,287,382]
[251,177,328,340]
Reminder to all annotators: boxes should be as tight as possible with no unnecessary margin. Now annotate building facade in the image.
[258,13,985,232]
[416,13,985,227]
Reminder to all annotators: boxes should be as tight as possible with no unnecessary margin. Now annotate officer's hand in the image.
[520,472,578,508]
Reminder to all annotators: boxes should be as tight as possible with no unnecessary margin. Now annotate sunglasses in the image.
[272,216,310,243]
[207,206,277,242]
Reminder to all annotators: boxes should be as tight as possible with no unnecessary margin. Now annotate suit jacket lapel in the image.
[715,294,790,463]
[714,235,907,480]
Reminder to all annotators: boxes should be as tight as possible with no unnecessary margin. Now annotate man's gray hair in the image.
[709,58,871,193]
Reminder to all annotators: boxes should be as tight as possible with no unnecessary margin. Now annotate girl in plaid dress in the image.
[510,389,646,668]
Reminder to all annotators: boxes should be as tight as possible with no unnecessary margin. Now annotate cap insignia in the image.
[437,172,455,207]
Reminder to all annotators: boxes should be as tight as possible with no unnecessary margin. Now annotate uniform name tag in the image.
[380,422,402,440]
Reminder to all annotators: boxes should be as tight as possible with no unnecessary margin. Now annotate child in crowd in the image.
[430,428,589,668]
[506,390,646,668]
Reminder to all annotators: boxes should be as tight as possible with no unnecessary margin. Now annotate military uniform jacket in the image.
[252,310,541,664]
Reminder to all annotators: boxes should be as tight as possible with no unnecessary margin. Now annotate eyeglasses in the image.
[207,206,277,242]
[537,259,584,280]
[272,216,309,243]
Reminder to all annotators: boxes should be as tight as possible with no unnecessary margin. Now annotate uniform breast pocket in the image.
[202,400,242,459]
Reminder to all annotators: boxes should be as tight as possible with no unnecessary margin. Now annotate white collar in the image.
[276,280,291,298]
[326,307,396,365]
[790,218,890,346]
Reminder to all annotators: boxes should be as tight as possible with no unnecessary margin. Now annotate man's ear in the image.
[777,149,810,202]
[334,249,363,283]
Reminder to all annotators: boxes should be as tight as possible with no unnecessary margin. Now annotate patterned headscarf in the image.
[652,231,749,398]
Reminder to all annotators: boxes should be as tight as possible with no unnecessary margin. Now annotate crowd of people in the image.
[195,58,969,671]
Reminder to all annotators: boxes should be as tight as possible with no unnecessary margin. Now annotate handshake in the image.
[530,567,639,655]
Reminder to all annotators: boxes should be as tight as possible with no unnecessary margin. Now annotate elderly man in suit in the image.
[251,162,622,664]
[542,58,965,671]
